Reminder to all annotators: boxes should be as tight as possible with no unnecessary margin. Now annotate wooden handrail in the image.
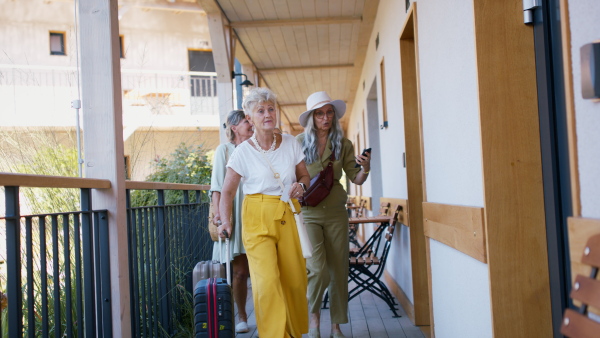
[0,173,111,189]
[125,181,210,191]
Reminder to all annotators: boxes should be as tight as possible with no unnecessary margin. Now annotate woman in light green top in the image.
[209,109,253,333]
[297,91,372,338]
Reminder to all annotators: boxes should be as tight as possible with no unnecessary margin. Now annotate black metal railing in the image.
[0,186,112,337]
[126,188,212,337]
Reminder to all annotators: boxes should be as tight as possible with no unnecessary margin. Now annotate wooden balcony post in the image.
[199,0,235,144]
[78,0,131,336]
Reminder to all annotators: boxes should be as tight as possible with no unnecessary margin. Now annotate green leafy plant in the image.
[130,143,213,207]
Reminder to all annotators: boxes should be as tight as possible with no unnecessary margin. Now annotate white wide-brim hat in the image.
[298,91,346,128]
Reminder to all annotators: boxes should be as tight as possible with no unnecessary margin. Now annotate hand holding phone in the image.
[355,148,372,168]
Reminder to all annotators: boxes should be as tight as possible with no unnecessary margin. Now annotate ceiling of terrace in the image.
[206,0,379,130]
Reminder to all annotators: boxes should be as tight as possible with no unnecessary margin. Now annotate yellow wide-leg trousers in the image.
[242,194,308,338]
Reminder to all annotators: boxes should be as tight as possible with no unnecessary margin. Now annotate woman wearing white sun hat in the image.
[297,91,372,338]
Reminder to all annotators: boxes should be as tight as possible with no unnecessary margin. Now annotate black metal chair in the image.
[348,202,391,256]
[322,205,402,317]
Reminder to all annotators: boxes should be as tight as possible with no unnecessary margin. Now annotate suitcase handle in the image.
[218,231,231,286]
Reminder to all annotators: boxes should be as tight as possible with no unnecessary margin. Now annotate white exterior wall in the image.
[347,0,413,303]
[567,0,600,218]
[417,1,491,336]
[347,0,492,335]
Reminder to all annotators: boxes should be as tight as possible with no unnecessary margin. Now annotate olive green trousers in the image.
[303,205,350,324]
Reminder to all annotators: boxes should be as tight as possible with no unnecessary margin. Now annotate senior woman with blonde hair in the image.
[217,87,311,337]
[297,91,371,338]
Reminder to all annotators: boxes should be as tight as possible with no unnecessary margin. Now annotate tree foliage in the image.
[130,143,213,207]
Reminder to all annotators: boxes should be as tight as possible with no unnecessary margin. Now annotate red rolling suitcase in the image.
[194,234,233,338]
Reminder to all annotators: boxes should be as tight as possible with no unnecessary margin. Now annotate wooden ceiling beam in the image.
[260,64,354,73]
[230,16,362,29]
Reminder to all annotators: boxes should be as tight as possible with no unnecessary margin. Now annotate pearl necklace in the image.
[251,133,277,154]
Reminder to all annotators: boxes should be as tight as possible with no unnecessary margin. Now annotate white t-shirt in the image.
[227,133,304,195]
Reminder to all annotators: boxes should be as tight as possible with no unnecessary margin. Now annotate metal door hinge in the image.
[523,0,542,24]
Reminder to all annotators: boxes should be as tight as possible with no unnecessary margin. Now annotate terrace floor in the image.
[234,282,429,338]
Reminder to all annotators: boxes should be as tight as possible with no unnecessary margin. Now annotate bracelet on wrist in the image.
[363,168,370,174]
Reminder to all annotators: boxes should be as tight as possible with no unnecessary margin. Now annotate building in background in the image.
[0,0,233,180]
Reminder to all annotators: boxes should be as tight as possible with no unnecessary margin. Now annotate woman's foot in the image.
[330,324,345,338]
[308,312,321,338]
[235,321,249,333]
[308,327,321,338]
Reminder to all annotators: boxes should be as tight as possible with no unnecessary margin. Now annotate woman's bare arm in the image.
[211,191,221,225]
[217,167,242,238]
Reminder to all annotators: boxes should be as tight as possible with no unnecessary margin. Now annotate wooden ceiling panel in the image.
[347,23,360,65]
[301,70,315,95]
[285,0,302,19]
[245,0,267,20]
[341,0,357,16]
[328,23,341,65]
[315,0,329,18]
[304,25,320,65]
[229,0,253,21]
[300,0,317,18]
[256,0,278,20]
[327,0,343,17]
[271,0,291,19]
[316,25,330,65]
[266,27,287,66]
[210,0,377,130]
[353,0,365,15]
[280,27,303,66]
[291,26,311,66]
[339,23,354,64]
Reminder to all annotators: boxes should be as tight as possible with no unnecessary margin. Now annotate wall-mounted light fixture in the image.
[231,71,254,87]
[581,41,600,100]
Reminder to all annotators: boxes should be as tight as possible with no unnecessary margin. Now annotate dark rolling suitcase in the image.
[194,235,233,338]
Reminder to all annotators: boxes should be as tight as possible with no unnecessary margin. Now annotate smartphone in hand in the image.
[355,148,372,168]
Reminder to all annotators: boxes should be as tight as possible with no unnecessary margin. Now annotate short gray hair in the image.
[242,87,277,116]
[224,110,246,142]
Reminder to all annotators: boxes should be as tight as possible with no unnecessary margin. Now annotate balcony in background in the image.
[0,65,220,129]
